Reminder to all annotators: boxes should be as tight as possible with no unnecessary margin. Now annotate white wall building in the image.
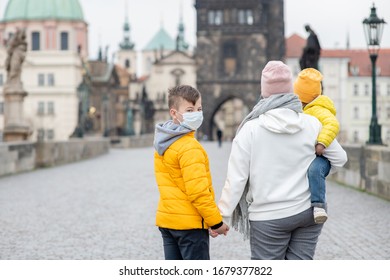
[0,0,88,141]
[286,34,390,145]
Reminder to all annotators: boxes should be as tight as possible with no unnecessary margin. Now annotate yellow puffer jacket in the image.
[304,95,340,147]
[154,131,222,230]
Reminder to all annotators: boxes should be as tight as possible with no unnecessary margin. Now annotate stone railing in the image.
[110,134,154,149]
[330,144,390,201]
[0,138,109,177]
[0,141,36,176]
[35,138,110,167]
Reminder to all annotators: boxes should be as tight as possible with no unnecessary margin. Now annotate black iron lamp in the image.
[363,4,386,144]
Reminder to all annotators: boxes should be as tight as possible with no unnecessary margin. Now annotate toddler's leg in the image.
[308,156,331,223]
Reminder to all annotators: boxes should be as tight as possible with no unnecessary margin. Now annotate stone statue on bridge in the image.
[4,28,27,93]
[299,25,321,70]
[3,28,31,142]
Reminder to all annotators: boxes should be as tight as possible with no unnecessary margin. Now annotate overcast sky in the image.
[0,0,389,59]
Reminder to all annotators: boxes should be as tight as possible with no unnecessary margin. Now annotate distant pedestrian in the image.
[216,61,347,260]
[153,85,229,260]
[294,68,340,224]
[217,129,223,147]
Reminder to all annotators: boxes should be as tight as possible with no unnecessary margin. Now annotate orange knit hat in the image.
[293,68,323,103]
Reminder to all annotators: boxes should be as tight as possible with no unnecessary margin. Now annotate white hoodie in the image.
[218,108,348,221]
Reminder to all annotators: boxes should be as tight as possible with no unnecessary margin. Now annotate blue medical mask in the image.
[177,111,204,130]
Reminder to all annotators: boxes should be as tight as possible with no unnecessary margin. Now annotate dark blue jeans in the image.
[308,155,331,209]
[159,228,210,260]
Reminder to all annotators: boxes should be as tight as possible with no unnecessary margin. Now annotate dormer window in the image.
[350,66,359,76]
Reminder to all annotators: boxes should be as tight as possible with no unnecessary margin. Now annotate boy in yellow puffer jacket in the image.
[294,68,340,224]
[153,85,229,260]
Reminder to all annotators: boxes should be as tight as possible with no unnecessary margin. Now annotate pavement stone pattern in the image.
[0,142,389,260]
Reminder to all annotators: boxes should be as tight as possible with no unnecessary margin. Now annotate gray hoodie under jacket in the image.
[154,120,193,156]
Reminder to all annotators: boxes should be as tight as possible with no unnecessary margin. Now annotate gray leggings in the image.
[250,207,323,260]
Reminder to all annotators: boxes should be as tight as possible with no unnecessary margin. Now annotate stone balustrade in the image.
[330,144,390,201]
[0,138,109,177]
[2,137,389,202]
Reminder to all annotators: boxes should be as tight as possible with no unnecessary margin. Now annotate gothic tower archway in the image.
[195,0,285,139]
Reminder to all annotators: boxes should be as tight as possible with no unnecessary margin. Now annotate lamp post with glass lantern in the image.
[363,4,386,144]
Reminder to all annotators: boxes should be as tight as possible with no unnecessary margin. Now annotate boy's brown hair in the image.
[168,85,201,109]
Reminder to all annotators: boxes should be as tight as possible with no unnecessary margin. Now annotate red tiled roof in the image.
[286,34,390,77]
[285,33,306,57]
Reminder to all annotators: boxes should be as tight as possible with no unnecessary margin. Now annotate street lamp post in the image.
[363,4,386,145]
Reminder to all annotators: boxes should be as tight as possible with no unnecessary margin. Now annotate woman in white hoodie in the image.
[217,61,347,260]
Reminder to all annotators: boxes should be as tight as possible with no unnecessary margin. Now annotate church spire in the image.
[175,2,189,51]
[119,0,135,50]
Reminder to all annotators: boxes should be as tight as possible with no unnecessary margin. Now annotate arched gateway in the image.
[195,0,285,139]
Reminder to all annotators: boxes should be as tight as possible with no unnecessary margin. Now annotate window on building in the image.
[0,102,3,115]
[238,9,254,25]
[48,101,54,115]
[387,84,390,96]
[386,130,390,143]
[353,84,359,96]
[37,102,45,115]
[353,107,359,119]
[223,42,237,76]
[32,32,40,51]
[60,32,69,50]
[47,129,54,140]
[376,84,381,96]
[171,68,185,86]
[37,129,45,141]
[0,74,3,86]
[353,131,359,143]
[208,10,223,25]
[261,4,269,25]
[351,66,359,76]
[387,107,390,119]
[125,59,130,68]
[47,73,55,86]
[38,74,45,86]
[365,84,369,96]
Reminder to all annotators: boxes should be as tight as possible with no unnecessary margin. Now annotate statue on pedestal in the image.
[3,28,31,141]
[299,25,321,70]
[4,28,27,93]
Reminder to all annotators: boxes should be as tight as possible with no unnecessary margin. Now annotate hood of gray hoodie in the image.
[154,120,193,155]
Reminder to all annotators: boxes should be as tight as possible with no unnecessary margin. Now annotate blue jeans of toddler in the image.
[308,155,331,209]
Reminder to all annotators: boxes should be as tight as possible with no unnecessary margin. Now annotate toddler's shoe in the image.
[313,207,328,224]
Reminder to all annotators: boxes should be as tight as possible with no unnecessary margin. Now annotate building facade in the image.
[0,0,88,141]
[286,34,390,145]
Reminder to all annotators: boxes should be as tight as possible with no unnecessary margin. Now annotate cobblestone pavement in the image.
[0,142,389,260]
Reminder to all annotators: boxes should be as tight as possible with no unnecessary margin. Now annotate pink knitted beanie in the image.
[261,61,294,98]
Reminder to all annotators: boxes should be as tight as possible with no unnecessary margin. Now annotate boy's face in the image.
[170,97,202,124]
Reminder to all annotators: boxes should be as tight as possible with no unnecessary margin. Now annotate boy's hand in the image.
[315,143,325,156]
[211,222,229,236]
[208,228,219,238]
